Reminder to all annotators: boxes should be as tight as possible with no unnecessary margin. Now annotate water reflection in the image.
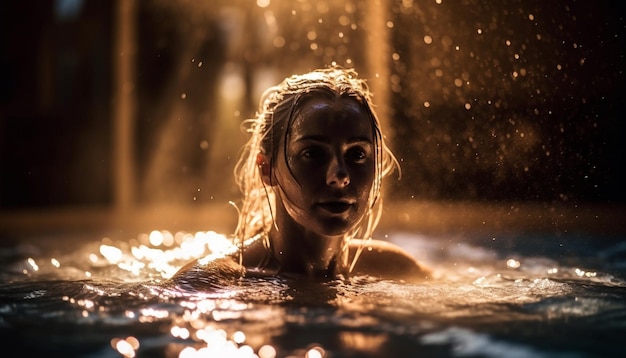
[1,230,625,357]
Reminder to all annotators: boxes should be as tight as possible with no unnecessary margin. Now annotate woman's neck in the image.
[268,212,348,278]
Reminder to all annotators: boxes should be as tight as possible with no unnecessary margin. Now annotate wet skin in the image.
[252,96,375,276]
[253,96,427,278]
[171,96,430,282]
[268,96,376,238]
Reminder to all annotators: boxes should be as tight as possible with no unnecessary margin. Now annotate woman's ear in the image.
[256,153,273,185]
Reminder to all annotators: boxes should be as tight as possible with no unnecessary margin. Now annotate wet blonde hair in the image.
[232,66,398,272]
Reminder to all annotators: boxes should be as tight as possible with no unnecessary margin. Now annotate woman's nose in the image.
[326,156,350,187]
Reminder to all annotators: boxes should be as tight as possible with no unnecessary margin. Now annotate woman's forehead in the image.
[289,97,373,140]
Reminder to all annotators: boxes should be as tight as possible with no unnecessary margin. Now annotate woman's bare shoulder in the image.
[348,239,430,281]
[168,254,243,289]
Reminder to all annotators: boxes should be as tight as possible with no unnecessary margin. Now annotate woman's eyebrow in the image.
[346,138,374,145]
[294,135,373,144]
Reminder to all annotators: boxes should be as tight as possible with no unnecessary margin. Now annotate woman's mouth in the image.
[316,201,353,214]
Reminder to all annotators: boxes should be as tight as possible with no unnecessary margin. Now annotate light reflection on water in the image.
[1,231,625,357]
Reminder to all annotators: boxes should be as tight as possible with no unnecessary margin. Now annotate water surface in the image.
[1,230,625,357]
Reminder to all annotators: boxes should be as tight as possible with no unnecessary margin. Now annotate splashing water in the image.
[1,229,625,357]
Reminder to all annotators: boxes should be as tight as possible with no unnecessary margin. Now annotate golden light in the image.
[233,331,246,344]
[100,244,123,263]
[256,0,270,8]
[575,268,597,278]
[27,257,39,271]
[306,346,326,358]
[112,336,140,358]
[506,258,521,269]
[258,345,277,358]
[171,325,191,339]
[149,230,164,246]
[95,230,235,279]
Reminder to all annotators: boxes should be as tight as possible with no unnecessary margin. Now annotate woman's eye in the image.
[301,147,324,160]
[346,147,368,163]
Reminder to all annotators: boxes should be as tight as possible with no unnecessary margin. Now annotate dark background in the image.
[1,0,624,215]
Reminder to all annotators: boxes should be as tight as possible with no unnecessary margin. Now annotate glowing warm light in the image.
[196,326,214,342]
[506,259,521,269]
[575,268,597,278]
[239,345,255,356]
[118,260,145,276]
[27,257,39,271]
[220,71,246,101]
[149,230,164,246]
[206,232,236,253]
[473,276,486,286]
[171,325,190,339]
[127,336,140,349]
[140,308,169,319]
[100,245,123,263]
[97,230,237,279]
[258,345,277,358]
[163,231,174,246]
[113,337,138,358]
[179,346,197,358]
[233,331,246,344]
[77,299,95,309]
[306,346,326,358]
[51,258,60,267]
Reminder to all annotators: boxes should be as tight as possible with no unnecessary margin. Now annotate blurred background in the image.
[1,0,624,238]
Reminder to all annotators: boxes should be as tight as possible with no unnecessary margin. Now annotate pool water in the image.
[1,229,625,357]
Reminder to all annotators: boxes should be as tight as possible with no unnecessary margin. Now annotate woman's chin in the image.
[314,217,358,237]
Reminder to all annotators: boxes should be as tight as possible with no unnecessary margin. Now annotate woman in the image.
[172,67,428,283]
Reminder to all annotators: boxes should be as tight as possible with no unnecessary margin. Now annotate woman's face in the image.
[271,96,376,237]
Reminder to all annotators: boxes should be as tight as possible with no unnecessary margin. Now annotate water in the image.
[1,229,625,357]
